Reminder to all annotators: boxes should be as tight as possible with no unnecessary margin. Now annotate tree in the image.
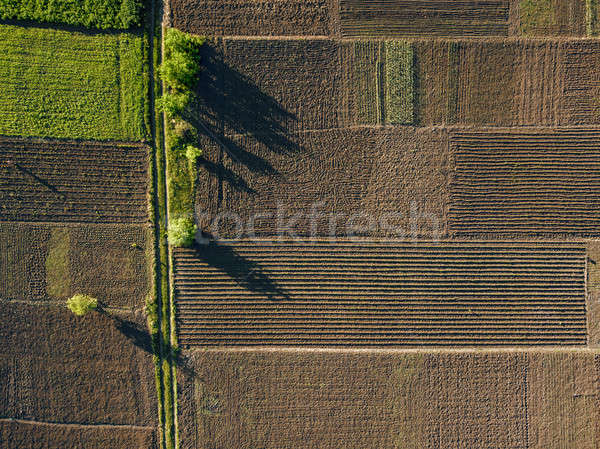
[67,294,98,316]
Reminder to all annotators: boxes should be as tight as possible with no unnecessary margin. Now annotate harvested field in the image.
[348,40,383,125]
[169,0,334,36]
[0,24,148,140]
[450,128,600,236]
[339,0,510,38]
[0,137,149,223]
[560,41,600,125]
[0,420,157,449]
[0,223,150,307]
[195,38,346,136]
[0,300,157,425]
[177,349,600,449]
[196,127,449,238]
[518,0,586,36]
[173,240,586,347]
[455,41,520,125]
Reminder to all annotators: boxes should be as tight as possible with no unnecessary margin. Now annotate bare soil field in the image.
[0,420,157,449]
[176,349,600,449]
[196,127,449,238]
[170,0,335,36]
[450,128,600,236]
[0,300,157,425]
[339,0,511,38]
[174,240,586,347]
[0,222,151,307]
[0,137,149,223]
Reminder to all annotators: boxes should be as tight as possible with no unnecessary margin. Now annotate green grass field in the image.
[384,40,413,124]
[0,24,148,141]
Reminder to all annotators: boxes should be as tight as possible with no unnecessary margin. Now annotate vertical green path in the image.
[147,0,178,448]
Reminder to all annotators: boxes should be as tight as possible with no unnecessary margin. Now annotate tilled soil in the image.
[0,137,149,223]
[174,240,586,347]
[177,349,600,449]
[0,301,157,426]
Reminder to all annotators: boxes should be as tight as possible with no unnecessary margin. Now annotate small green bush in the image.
[185,145,203,163]
[67,294,98,316]
[167,216,197,247]
[157,92,191,117]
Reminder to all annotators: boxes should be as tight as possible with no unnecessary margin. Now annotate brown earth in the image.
[449,128,600,237]
[169,0,336,36]
[339,0,511,38]
[0,137,149,223]
[173,240,586,347]
[0,300,157,425]
[0,222,151,308]
[0,420,157,449]
[176,349,600,449]
[196,127,449,238]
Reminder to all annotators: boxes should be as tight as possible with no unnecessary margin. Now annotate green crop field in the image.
[0,24,148,141]
[384,40,413,124]
[0,0,143,29]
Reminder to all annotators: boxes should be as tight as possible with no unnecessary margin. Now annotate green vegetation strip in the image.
[384,40,413,125]
[519,0,557,35]
[0,24,148,140]
[587,0,599,36]
[0,0,144,29]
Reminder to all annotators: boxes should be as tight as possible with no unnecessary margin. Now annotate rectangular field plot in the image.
[174,240,586,347]
[0,420,157,449]
[340,0,510,37]
[170,0,332,36]
[450,129,600,236]
[196,127,449,238]
[0,24,148,140]
[0,301,157,426]
[0,223,151,307]
[0,137,148,223]
[177,349,600,449]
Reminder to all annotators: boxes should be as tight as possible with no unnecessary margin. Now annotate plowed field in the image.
[450,128,600,236]
[0,137,149,223]
[177,349,600,449]
[174,240,586,347]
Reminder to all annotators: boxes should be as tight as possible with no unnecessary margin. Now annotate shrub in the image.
[67,294,98,316]
[185,144,203,163]
[167,216,197,247]
[157,92,190,117]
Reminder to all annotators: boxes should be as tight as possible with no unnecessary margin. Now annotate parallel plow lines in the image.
[450,129,600,235]
[174,240,586,347]
[0,137,148,223]
[340,0,509,37]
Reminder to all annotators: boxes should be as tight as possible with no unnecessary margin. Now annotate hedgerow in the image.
[157,28,205,221]
[0,0,144,29]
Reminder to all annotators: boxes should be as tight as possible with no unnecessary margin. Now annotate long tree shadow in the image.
[185,44,303,190]
[192,238,289,301]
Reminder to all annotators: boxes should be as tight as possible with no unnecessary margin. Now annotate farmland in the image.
[4,0,600,447]
[0,24,148,140]
[0,137,149,223]
[177,349,600,449]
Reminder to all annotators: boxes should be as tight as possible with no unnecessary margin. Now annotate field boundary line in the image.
[0,418,156,431]
[181,347,600,354]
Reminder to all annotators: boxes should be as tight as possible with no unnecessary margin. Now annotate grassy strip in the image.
[0,0,143,29]
[587,0,598,36]
[446,41,459,124]
[0,24,148,141]
[519,0,557,35]
[384,40,413,125]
